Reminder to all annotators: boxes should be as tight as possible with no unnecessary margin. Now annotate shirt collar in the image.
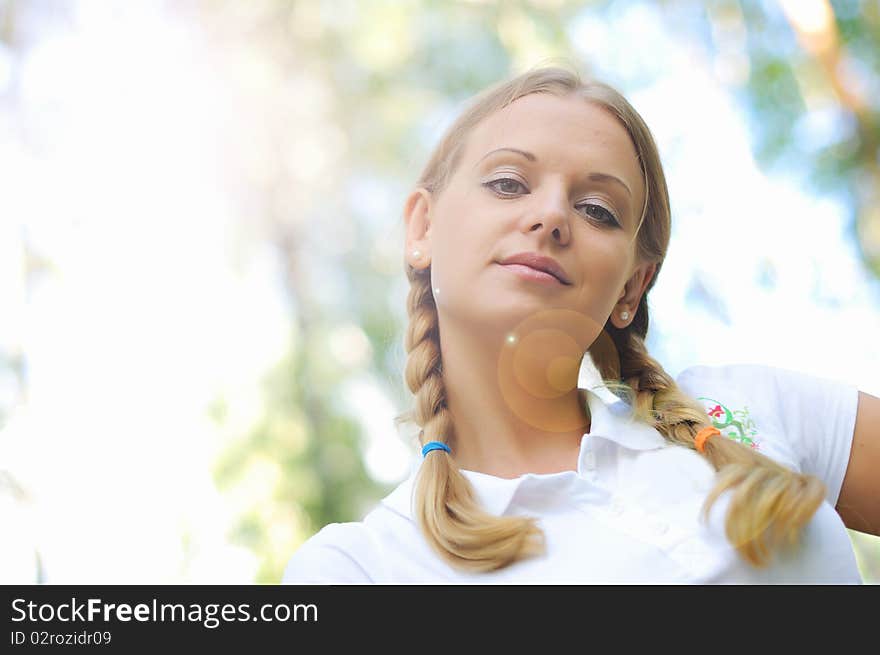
[380,386,667,521]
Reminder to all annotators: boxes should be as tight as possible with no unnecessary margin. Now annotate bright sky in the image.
[0,1,877,583]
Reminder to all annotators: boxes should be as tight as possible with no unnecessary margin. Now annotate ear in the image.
[403,187,434,270]
[609,261,657,329]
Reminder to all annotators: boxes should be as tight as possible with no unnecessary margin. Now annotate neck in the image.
[437,313,592,479]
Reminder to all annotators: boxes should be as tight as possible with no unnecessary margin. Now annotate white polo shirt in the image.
[282,363,863,584]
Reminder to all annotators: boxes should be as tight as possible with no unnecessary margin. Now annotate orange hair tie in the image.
[695,426,721,454]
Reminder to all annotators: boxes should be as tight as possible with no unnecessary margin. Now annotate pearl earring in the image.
[412,250,421,258]
[620,310,630,321]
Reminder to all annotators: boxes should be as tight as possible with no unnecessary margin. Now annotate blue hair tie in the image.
[421,441,451,457]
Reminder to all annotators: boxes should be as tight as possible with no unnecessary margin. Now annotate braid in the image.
[397,266,546,572]
[402,266,452,450]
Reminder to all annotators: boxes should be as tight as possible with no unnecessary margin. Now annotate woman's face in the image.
[406,92,655,339]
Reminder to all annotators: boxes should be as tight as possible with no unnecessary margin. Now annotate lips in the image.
[498,251,571,285]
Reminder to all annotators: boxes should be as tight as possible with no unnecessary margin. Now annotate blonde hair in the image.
[394,64,826,573]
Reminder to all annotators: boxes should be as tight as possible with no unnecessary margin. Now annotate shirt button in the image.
[652,521,668,535]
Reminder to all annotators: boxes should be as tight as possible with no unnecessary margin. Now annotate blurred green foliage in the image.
[1,0,876,583]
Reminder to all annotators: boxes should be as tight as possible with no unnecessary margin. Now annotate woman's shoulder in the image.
[280,476,418,585]
[673,360,859,507]
[673,361,792,444]
[675,360,779,385]
[280,520,386,584]
[675,360,855,395]
[674,360,858,438]
[673,360,841,434]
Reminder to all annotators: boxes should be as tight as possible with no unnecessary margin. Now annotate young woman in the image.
[282,66,879,584]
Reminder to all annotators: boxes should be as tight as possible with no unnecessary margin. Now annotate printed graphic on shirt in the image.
[696,396,762,451]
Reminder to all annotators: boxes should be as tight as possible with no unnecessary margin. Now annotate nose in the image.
[525,186,571,245]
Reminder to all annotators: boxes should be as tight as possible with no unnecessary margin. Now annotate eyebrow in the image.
[475,147,632,198]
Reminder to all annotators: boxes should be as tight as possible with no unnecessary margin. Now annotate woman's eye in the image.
[577,203,621,227]
[484,177,526,195]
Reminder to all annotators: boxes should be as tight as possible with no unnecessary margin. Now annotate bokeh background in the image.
[1,0,878,584]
